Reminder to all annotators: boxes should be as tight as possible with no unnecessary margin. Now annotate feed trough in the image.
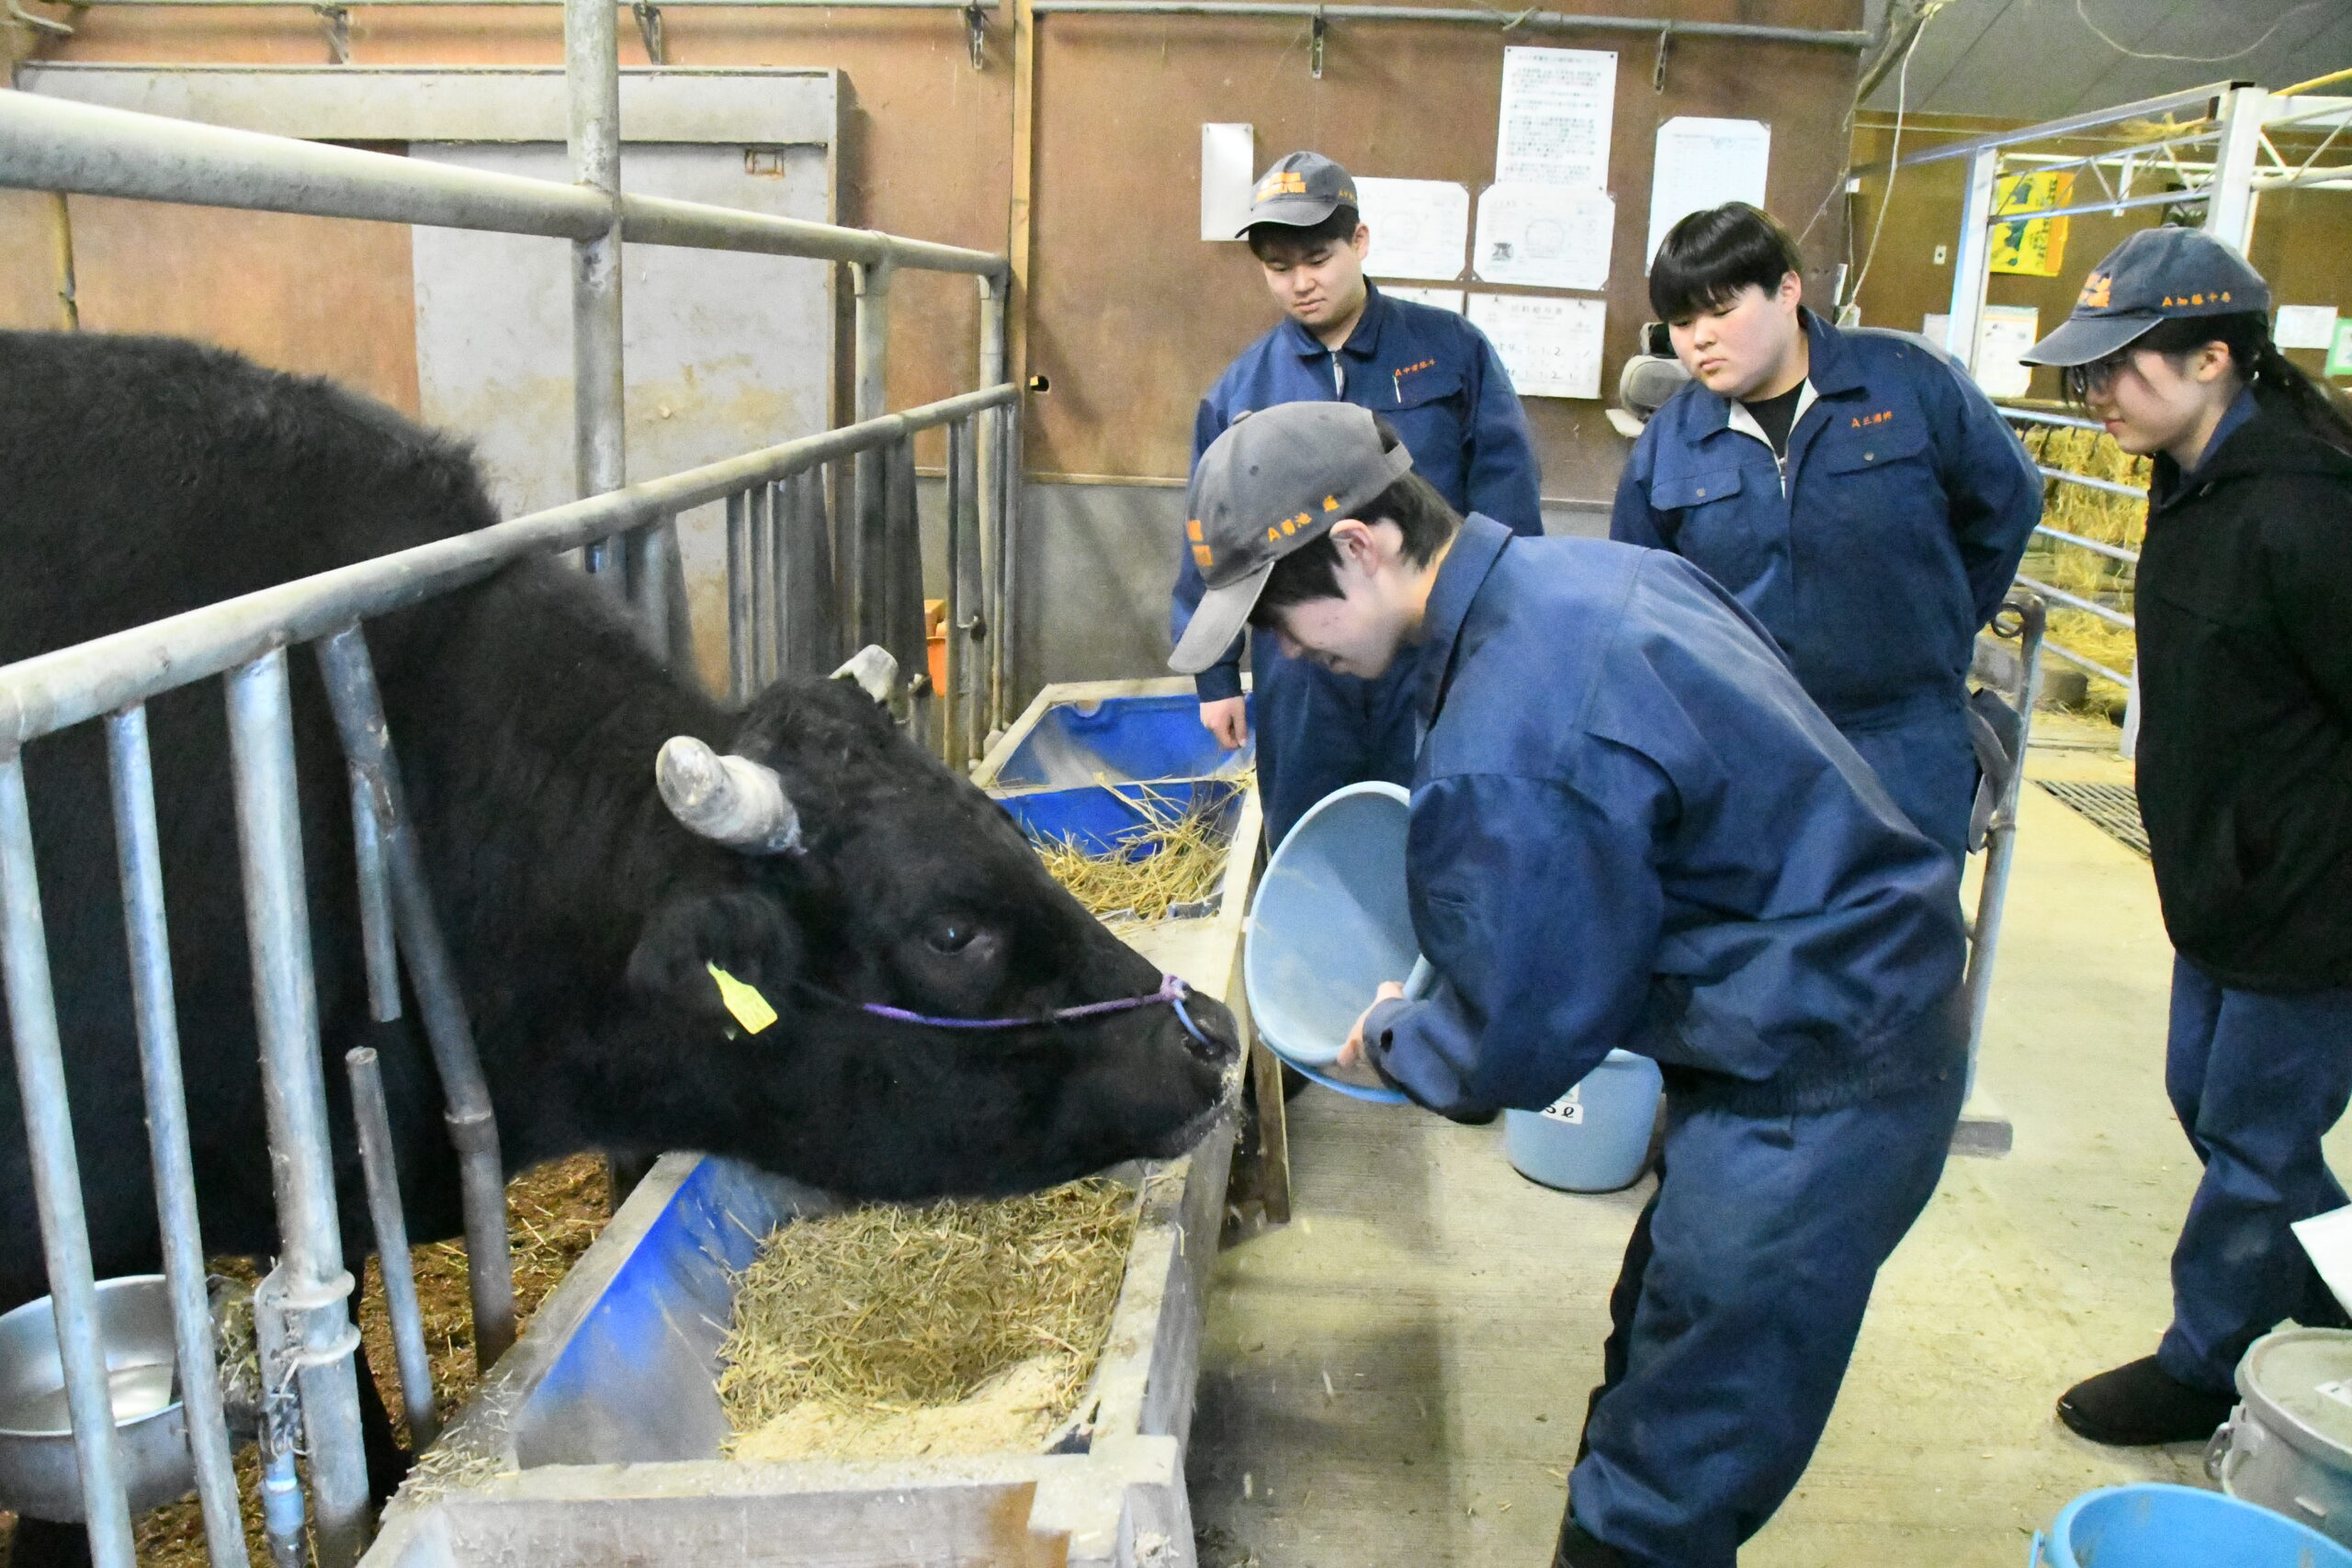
[363,679,1257,1568]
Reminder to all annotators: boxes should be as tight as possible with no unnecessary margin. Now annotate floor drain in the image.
[2035,780,2149,859]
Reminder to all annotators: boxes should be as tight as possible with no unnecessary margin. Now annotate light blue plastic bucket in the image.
[1503,1052,1662,1192]
[2028,1483,2352,1567]
[1244,783,1416,1105]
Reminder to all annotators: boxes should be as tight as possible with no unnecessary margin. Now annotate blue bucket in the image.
[1244,783,1415,1105]
[1503,1052,1663,1192]
[2029,1483,2352,1567]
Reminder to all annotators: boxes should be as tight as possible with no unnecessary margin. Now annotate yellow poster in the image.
[1989,170,2075,277]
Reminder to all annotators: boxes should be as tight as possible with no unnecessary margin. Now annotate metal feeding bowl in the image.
[0,1274,196,1522]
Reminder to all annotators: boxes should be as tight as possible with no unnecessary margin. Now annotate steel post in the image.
[103,707,249,1568]
[726,489,753,702]
[351,762,401,1024]
[314,626,518,1369]
[223,650,371,1568]
[345,1047,440,1449]
[568,0,628,587]
[1943,146,1999,369]
[944,418,968,766]
[1962,596,2046,1089]
[2203,85,2269,250]
[851,262,895,649]
[0,753,136,1568]
[994,394,1023,731]
[752,480,780,685]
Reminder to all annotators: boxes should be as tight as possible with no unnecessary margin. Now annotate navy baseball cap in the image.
[1170,403,1414,674]
[2021,227,2271,368]
[1240,151,1359,238]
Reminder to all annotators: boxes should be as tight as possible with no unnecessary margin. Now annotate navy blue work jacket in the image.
[1172,283,1544,701]
[1361,515,1968,1121]
[1610,311,2041,723]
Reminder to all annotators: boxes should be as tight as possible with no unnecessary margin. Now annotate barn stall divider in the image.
[0,18,1020,1562]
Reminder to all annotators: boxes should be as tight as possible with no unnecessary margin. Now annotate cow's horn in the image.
[830,645,899,705]
[656,737,803,854]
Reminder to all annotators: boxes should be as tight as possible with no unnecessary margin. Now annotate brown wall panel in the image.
[16,0,1861,502]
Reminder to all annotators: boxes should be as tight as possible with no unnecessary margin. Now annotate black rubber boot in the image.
[1553,1516,1631,1568]
[2056,1354,2236,1446]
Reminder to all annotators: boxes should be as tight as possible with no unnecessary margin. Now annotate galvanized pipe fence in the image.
[0,37,1017,1563]
[1997,404,2145,739]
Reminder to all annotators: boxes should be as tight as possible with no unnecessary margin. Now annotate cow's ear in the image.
[626,891,804,1027]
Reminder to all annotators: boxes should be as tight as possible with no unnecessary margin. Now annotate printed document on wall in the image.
[1383,286,1466,314]
[1645,118,1770,267]
[1356,177,1472,281]
[1467,293,1606,400]
[1475,184,1612,291]
[1495,47,1616,189]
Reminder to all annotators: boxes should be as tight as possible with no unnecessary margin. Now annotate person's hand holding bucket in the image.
[1330,980,1407,1089]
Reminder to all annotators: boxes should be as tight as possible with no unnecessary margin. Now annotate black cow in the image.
[0,332,1236,1548]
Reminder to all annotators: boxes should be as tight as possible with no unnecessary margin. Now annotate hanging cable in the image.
[2072,0,2325,66]
[1841,0,1946,317]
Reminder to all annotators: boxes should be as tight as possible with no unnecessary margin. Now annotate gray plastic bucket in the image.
[1244,782,1418,1104]
[2207,1326,2352,1547]
[1503,1052,1663,1192]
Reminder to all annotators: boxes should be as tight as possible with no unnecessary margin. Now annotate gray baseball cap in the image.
[1170,402,1414,674]
[1241,151,1359,237]
[2020,226,2271,368]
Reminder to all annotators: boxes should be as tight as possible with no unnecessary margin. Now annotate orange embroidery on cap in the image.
[1256,170,1310,198]
[1186,518,1204,541]
[1192,543,1215,569]
[2080,273,2112,308]
[1323,495,1340,511]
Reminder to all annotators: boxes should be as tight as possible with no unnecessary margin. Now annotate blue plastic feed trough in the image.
[987,693,1252,864]
[2029,1483,2352,1568]
[1244,783,1416,1105]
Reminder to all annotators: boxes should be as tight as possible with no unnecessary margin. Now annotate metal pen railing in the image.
[1996,405,2147,743]
[0,13,1018,1556]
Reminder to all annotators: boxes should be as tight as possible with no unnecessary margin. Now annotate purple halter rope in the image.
[854,972,1214,1045]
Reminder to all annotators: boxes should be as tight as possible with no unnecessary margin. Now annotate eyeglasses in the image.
[2064,353,2132,400]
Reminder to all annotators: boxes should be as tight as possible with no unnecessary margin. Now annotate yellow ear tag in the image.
[706,962,778,1035]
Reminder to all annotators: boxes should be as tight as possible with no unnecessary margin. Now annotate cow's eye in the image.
[925,918,978,955]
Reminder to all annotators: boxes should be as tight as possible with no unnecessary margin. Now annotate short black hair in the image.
[1247,205,1362,263]
[1648,202,1805,323]
[1248,417,1461,625]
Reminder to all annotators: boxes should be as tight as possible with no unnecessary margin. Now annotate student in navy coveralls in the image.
[2017,229,2352,1447]
[1611,203,2042,861]
[1170,149,1542,848]
[1172,400,1968,1568]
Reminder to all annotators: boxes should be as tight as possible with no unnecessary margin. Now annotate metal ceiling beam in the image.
[1897,78,2243,166]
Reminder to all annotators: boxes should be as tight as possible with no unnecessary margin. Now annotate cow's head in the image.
[612,657,1239,1201]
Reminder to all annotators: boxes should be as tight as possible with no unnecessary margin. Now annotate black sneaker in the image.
[2056,1355,2235,1446]
[1553,1517,1629,1568]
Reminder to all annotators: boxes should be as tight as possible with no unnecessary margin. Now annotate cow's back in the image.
[0,331,499,663]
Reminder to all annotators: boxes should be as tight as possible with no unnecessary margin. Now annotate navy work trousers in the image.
[1836,698,1978,865]
[2157,957,2352,1393]
[1251,637,1423,851]
[1569,1069,1965,1567]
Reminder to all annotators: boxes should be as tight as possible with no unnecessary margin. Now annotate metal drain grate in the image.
[2036,780,2149,858]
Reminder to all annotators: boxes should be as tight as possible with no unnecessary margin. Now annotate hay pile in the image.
[718,1179,1137,1462]
[2019,423,2149,717]
[1034,785,1237,922]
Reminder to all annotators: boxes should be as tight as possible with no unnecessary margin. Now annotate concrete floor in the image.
[1187,716,2351,1566]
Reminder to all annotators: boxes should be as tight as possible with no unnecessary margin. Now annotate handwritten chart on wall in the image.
[1356,177,1471,281]
[1468,292,1606,400]
[1475,184,1613,291]
[1645,117,1771,268]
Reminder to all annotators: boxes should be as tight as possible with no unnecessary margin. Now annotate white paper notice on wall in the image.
[2276,304,2341,351]
[1496,47,1617,189]
[1645,117,1771,268]
[1475,184,1613,292]
[1201,122,1257,243]
[1467,292,1606,400]
[1356,177,1471,281]
[2297,1205,2352,1315]
[1384,286,1467,315]
[1974,305,2041,400]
